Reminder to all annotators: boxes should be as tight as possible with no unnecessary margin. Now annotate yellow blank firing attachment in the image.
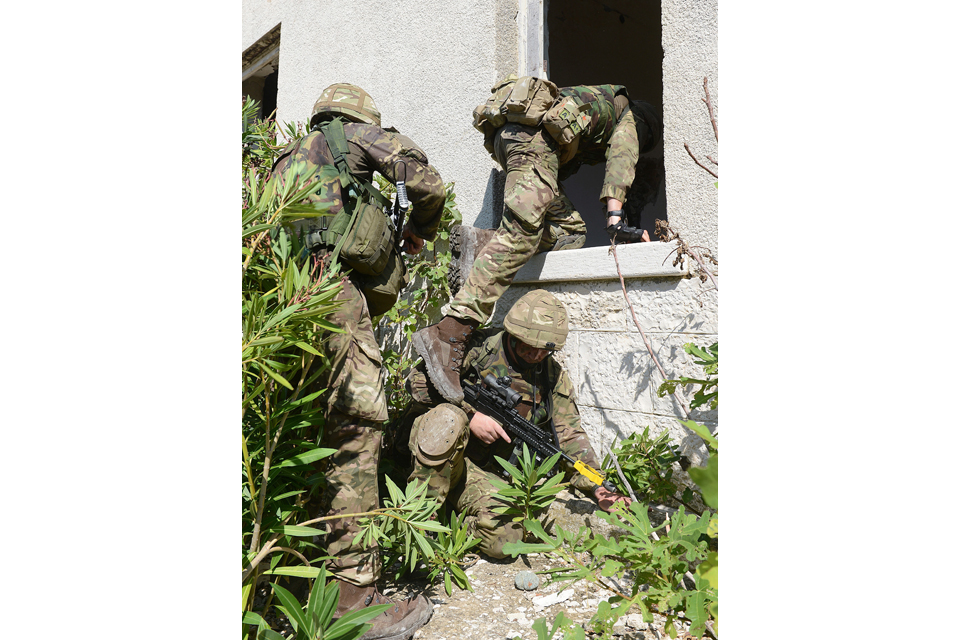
[574,461,605,486]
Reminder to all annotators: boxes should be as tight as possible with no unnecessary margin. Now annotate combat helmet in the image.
[310,83,381,128]
[503,290,569,351]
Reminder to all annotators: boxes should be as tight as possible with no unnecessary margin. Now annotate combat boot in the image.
[545,233,586,252]
[411,315,478,404]
[334,580,434,640]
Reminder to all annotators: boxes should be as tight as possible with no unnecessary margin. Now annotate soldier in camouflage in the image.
[412,81,662,404]
[404,291,630,556]
[271,83,444,640]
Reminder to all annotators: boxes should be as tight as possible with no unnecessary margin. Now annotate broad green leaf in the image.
[688,453,718,509]
[696,551,718,589]
[679,419,717,448]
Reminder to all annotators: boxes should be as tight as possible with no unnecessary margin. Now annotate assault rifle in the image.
[463,373,616,492]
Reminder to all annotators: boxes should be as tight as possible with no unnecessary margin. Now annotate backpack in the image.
[298,118,409,315]
[471,74,592,158]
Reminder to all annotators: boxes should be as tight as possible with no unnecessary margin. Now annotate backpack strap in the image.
[310,118,388,262]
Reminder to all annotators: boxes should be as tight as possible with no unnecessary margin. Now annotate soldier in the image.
[271,83,445,640]
[403,290,631,557]
[412,79,662,403]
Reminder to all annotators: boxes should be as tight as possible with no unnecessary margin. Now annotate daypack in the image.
[294,117,409,315]
[472,74,592,158]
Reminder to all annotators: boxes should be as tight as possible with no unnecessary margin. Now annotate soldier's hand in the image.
[469,412,511,445]
[594,485,632,513]
[401,224,425,255]
[606,218,649,243]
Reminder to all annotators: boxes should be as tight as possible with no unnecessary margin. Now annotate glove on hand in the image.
[606,219,647,243]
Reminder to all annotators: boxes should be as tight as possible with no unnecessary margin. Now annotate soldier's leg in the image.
[406,404,470,503]
[452,459,524,559]
[538,185,587,253]
[319,409,384,585]
[313,266,389,586]
[446,124,560,324]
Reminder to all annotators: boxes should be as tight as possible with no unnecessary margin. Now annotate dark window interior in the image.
[547,0,666,247]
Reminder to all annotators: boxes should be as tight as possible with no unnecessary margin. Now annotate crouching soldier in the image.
[404,290,631,557]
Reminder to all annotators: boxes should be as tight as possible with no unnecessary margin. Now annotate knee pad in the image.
[413,404,469,467]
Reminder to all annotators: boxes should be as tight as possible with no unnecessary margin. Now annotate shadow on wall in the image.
[475,168,506,230]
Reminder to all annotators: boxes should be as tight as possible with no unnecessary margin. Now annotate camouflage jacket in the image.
[409,329,603,494]
[272,122,446,241]
[558,84,647,204]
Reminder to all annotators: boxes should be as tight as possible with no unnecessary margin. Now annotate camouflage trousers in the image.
[406,403,523,558]
[448,124,587,324]
[312,253,389,586]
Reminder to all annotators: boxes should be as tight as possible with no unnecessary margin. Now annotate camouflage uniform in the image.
[448,84,656,325]
[273,120,445,586]
[404,329,602,557]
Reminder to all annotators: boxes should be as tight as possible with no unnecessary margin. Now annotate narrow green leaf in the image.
[278,447,337,467]
[268,525,325,537]
[242,611,267,627]
[262,566,322,578]
[259,362,294,390]
[269,582,308,632]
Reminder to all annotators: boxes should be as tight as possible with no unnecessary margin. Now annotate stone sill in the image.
[512,241,688,284]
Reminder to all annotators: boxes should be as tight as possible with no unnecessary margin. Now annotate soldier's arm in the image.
[356,128,446,241]
[598,108,641,206]
[551,368,606,495]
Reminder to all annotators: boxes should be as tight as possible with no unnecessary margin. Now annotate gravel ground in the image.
[253,489,711,640]
[391,550,702,640]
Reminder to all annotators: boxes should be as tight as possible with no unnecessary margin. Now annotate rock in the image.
[514,570,540,591]
[532,588,575,607]
[624,613,647,629]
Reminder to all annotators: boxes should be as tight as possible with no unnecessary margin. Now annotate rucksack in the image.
[472,74,592,158]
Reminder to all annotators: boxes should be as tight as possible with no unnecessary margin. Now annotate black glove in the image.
[606,214,646,243]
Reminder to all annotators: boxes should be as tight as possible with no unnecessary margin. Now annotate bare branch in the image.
[609,240,692,420]
[702,77,718,142]
[684,143,719,179]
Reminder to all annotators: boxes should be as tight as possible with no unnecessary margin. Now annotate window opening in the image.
[242,24,281,121]
[546,0,665,248]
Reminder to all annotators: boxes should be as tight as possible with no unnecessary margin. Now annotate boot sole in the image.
[411,329,465,404]
[447,224,497,298]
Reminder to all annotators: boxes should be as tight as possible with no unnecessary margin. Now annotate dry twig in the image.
[609,240,692,420]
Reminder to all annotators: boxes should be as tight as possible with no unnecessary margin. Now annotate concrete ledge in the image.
[512,241,688,284]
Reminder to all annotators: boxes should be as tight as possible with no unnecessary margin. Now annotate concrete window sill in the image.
[512,241,687,284]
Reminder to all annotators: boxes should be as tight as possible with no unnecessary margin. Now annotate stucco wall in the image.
[662,0,719,259]
[242,0,515,227]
